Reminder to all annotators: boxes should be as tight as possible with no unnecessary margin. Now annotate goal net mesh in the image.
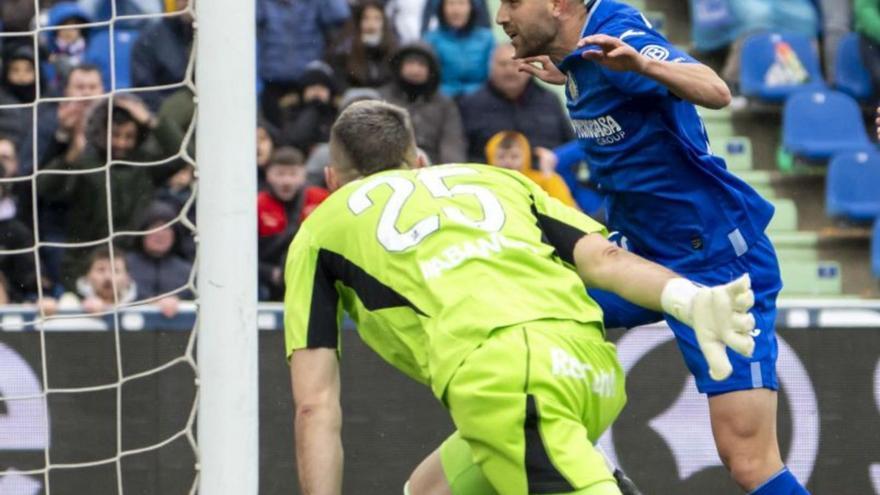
[0,1,201,493]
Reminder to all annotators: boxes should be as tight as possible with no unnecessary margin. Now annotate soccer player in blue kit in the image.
[405,1,809,494]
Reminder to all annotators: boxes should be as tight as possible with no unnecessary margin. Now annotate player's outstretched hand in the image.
[577,34,647,73]
[661,274,757,381]
[517,55,567,85]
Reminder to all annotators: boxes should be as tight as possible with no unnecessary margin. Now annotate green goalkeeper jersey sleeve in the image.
[283,164,608,397]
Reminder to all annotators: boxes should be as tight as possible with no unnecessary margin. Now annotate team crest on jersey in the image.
[640,44,670,61]
[567,71,579,100]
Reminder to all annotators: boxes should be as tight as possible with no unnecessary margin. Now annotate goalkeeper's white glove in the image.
[660,274,757,381]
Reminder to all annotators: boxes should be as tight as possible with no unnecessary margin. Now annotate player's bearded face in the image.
[498,0,558,58]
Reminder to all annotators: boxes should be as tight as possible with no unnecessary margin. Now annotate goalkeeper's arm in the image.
[291,348,343,495]
[573,233,756,380]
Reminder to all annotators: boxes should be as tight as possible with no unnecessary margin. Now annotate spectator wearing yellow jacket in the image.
[484,130,577,208]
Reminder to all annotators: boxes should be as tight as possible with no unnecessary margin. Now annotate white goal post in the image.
[194,0,259,493]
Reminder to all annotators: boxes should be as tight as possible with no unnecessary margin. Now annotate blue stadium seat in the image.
[826,149,880,221]
[783,89,871,161]
[873,220,880,278]
[84,28,140,90]
[740,32,824,103]
[834,32,874,102]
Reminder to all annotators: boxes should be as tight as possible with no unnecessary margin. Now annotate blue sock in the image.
[750,467,810,495]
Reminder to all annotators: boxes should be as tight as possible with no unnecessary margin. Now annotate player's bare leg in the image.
[709,388,785,491]
[407,447,452,495]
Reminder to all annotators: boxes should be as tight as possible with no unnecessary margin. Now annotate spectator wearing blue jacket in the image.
[423,0,494,98]
[257,0,350,122]
[42,2,92,95]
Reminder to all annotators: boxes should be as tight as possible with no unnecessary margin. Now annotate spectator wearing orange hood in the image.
[485,130,576,207]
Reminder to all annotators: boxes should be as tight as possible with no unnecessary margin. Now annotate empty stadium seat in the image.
[740,32,824,103]
[715,136,753,171]
[826,150,880,221]
[782,89,871,161]
[873,220,880,278]
[834,32,874,102]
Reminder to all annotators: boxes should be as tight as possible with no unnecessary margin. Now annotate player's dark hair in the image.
[268,147,305,168]
[330,100,415,177]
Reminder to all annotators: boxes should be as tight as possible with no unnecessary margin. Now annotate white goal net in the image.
[0,0,257,493]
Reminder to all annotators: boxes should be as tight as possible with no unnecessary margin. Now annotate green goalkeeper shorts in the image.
[442,319,627,494]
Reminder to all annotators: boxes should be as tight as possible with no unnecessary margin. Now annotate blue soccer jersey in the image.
[558,0,774,273]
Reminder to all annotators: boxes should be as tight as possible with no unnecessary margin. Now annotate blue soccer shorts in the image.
[588,235,781,395]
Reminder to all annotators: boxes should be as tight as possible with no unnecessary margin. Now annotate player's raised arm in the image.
[291,348,343,495]
[572,233,755,380]
[577,34,731,109]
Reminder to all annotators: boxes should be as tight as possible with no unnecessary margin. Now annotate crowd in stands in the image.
[0,0,879,312]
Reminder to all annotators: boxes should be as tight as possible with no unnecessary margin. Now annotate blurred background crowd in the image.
[0,0,878,316]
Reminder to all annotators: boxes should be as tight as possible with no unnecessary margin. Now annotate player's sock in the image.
[749,467,810,495]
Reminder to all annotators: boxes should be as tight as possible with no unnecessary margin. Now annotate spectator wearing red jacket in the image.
[257,147,328,301]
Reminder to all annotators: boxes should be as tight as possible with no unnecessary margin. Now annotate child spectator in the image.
[59,246,137,313]
[485,130,577,208]
[281,62,339,154]
[126,201,192,318]
[423,0,494,98]
[37,94,185,286]
[380,42,466,164]
[43,2,92,94]
[257,147,328,301]
[327,0,398,90]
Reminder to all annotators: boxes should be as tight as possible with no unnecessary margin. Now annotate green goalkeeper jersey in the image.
[283,164,607,398]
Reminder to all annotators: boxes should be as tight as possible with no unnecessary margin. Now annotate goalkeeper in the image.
[285,101,756,495]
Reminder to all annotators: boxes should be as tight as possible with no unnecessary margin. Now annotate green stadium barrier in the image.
[704,120,735,140]
[698,106,734,122]
[714,136,753,171]
[779,259,843,296]
[768,198,819,261]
